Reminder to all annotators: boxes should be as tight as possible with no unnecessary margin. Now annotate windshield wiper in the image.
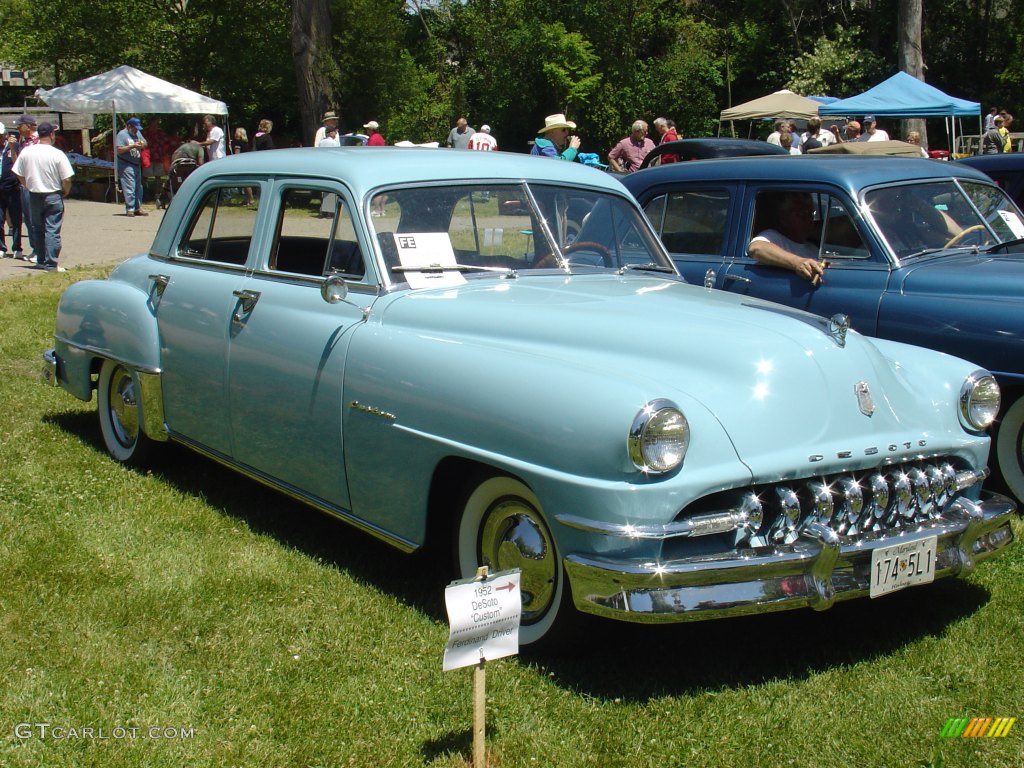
[986,237,1024,254]
[391,263,516,276]
[618,263,675,274]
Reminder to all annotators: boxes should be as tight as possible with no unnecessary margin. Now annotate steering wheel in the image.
[561,240,614,267]
[943,224,986,248]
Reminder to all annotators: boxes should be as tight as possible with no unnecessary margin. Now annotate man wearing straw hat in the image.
[530,114,581,161]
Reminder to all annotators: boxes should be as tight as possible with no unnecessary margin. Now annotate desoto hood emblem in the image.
[855,381,875,417]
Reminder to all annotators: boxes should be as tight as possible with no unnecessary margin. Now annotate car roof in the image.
[956,153,1024,172]
[178,146,627,200]
[622,154,994,198]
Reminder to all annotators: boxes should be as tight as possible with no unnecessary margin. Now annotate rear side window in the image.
[179,186,260,265]
[644,189,730,256]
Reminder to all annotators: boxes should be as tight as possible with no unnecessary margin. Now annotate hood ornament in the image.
[855,380,875,417]
[828,313,850,347]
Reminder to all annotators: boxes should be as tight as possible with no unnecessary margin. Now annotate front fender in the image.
[53,279,161,401]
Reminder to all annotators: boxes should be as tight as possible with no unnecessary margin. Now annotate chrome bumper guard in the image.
[564,494,1016,623]
[42,348,60,387]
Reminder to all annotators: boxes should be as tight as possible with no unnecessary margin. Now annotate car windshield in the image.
[864,179,1024,259]
[369,182,672,285]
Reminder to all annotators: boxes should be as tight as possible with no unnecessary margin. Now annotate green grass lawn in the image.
[2,269,1022,768]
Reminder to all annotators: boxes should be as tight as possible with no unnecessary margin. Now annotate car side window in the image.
[644,190,730,256]
[268,188,365,279]
[750,189,868,261]
[179,186,261,265]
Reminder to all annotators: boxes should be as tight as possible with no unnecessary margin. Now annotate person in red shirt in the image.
[653,117,679,164]
[363,121,386,147]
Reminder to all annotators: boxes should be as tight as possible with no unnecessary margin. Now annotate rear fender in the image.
[53,279,161,402]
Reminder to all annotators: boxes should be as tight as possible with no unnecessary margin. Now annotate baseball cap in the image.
[36,122,56,138]
[15,114,37,126]
[863,115,876,124]
[127,117,142,128]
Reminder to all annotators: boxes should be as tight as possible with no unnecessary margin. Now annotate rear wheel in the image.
[995,395,1024,504]
[456,475,568,647]
[97,358,154,467]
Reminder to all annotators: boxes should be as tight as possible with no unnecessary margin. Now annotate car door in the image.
[718,186,891,335]
[157,183,261,458]
[641,184,736,286]
[225,182,372,511]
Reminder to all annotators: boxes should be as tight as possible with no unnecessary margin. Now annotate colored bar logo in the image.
[940,717,1016,738]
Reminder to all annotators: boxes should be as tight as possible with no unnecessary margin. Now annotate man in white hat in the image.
[468,124,497,151]
[530,114,581,161]
[363,121,386,146]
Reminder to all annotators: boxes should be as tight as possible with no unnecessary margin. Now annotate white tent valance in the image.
[34,65,227,115]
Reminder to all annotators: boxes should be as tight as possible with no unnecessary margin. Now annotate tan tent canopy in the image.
[719,90,820,121]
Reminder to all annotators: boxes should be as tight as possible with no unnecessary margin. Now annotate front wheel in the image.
[97,358,154,467]
[456,475,568,647]
[995,395,1024,504]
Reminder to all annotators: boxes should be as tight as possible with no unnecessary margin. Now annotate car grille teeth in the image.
[745,459,969,545]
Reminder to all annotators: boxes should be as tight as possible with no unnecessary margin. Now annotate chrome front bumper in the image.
[564,494,1016,623]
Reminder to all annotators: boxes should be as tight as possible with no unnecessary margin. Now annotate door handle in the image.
[232,289,261,322]
[149,273,170,294]
[724,274,752,286]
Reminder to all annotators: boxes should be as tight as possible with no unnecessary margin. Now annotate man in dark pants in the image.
[0,127,24,259]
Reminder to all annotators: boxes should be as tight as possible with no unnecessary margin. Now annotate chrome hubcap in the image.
[478,497,556,624]
[109,368,139,448]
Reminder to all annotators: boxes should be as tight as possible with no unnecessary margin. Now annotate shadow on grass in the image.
[46,410,449,622]
[47,410,996,701]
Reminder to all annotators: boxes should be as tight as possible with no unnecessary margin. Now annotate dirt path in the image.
[0,199,163,280]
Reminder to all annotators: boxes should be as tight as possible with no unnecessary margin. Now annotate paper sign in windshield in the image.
[997,210,1024,239]
[393,232,467,289]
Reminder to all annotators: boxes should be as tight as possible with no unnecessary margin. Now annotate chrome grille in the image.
[686,458,981,547]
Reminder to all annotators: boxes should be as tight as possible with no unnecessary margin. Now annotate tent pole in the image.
[112,101,120,206]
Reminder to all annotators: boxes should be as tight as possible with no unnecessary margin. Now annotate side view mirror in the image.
[321,274,349,304]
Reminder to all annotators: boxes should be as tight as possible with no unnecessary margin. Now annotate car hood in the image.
[380,275,971,478]
[898,249,1024,298]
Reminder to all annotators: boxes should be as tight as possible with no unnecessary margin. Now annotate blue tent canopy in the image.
[817,72,979,118]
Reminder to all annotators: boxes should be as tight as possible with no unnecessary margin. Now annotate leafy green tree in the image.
[786,25,886,97]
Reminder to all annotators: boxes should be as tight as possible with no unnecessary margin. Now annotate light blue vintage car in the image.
[44,148,1015,645]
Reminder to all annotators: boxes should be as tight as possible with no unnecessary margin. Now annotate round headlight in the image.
[628,399,689,473]
[959,372,1000,431]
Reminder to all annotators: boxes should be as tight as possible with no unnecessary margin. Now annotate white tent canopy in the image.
[34,65,227,115]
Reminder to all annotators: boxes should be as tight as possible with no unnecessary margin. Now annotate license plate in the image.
[869,536,937,598]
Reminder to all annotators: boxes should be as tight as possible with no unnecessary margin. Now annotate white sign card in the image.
[997,210,1024,239]
[443,569,521,672]
[393,232,467,289]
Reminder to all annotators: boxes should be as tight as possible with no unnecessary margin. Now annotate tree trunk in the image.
[898,0,928,148]
[291,0,338,146]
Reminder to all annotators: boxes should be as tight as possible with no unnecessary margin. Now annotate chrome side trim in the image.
[166,431,419,553]
[563,493,1015,624]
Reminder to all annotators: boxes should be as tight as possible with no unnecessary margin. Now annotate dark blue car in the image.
[623,155,1024,503]
[958,153,1024,210]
